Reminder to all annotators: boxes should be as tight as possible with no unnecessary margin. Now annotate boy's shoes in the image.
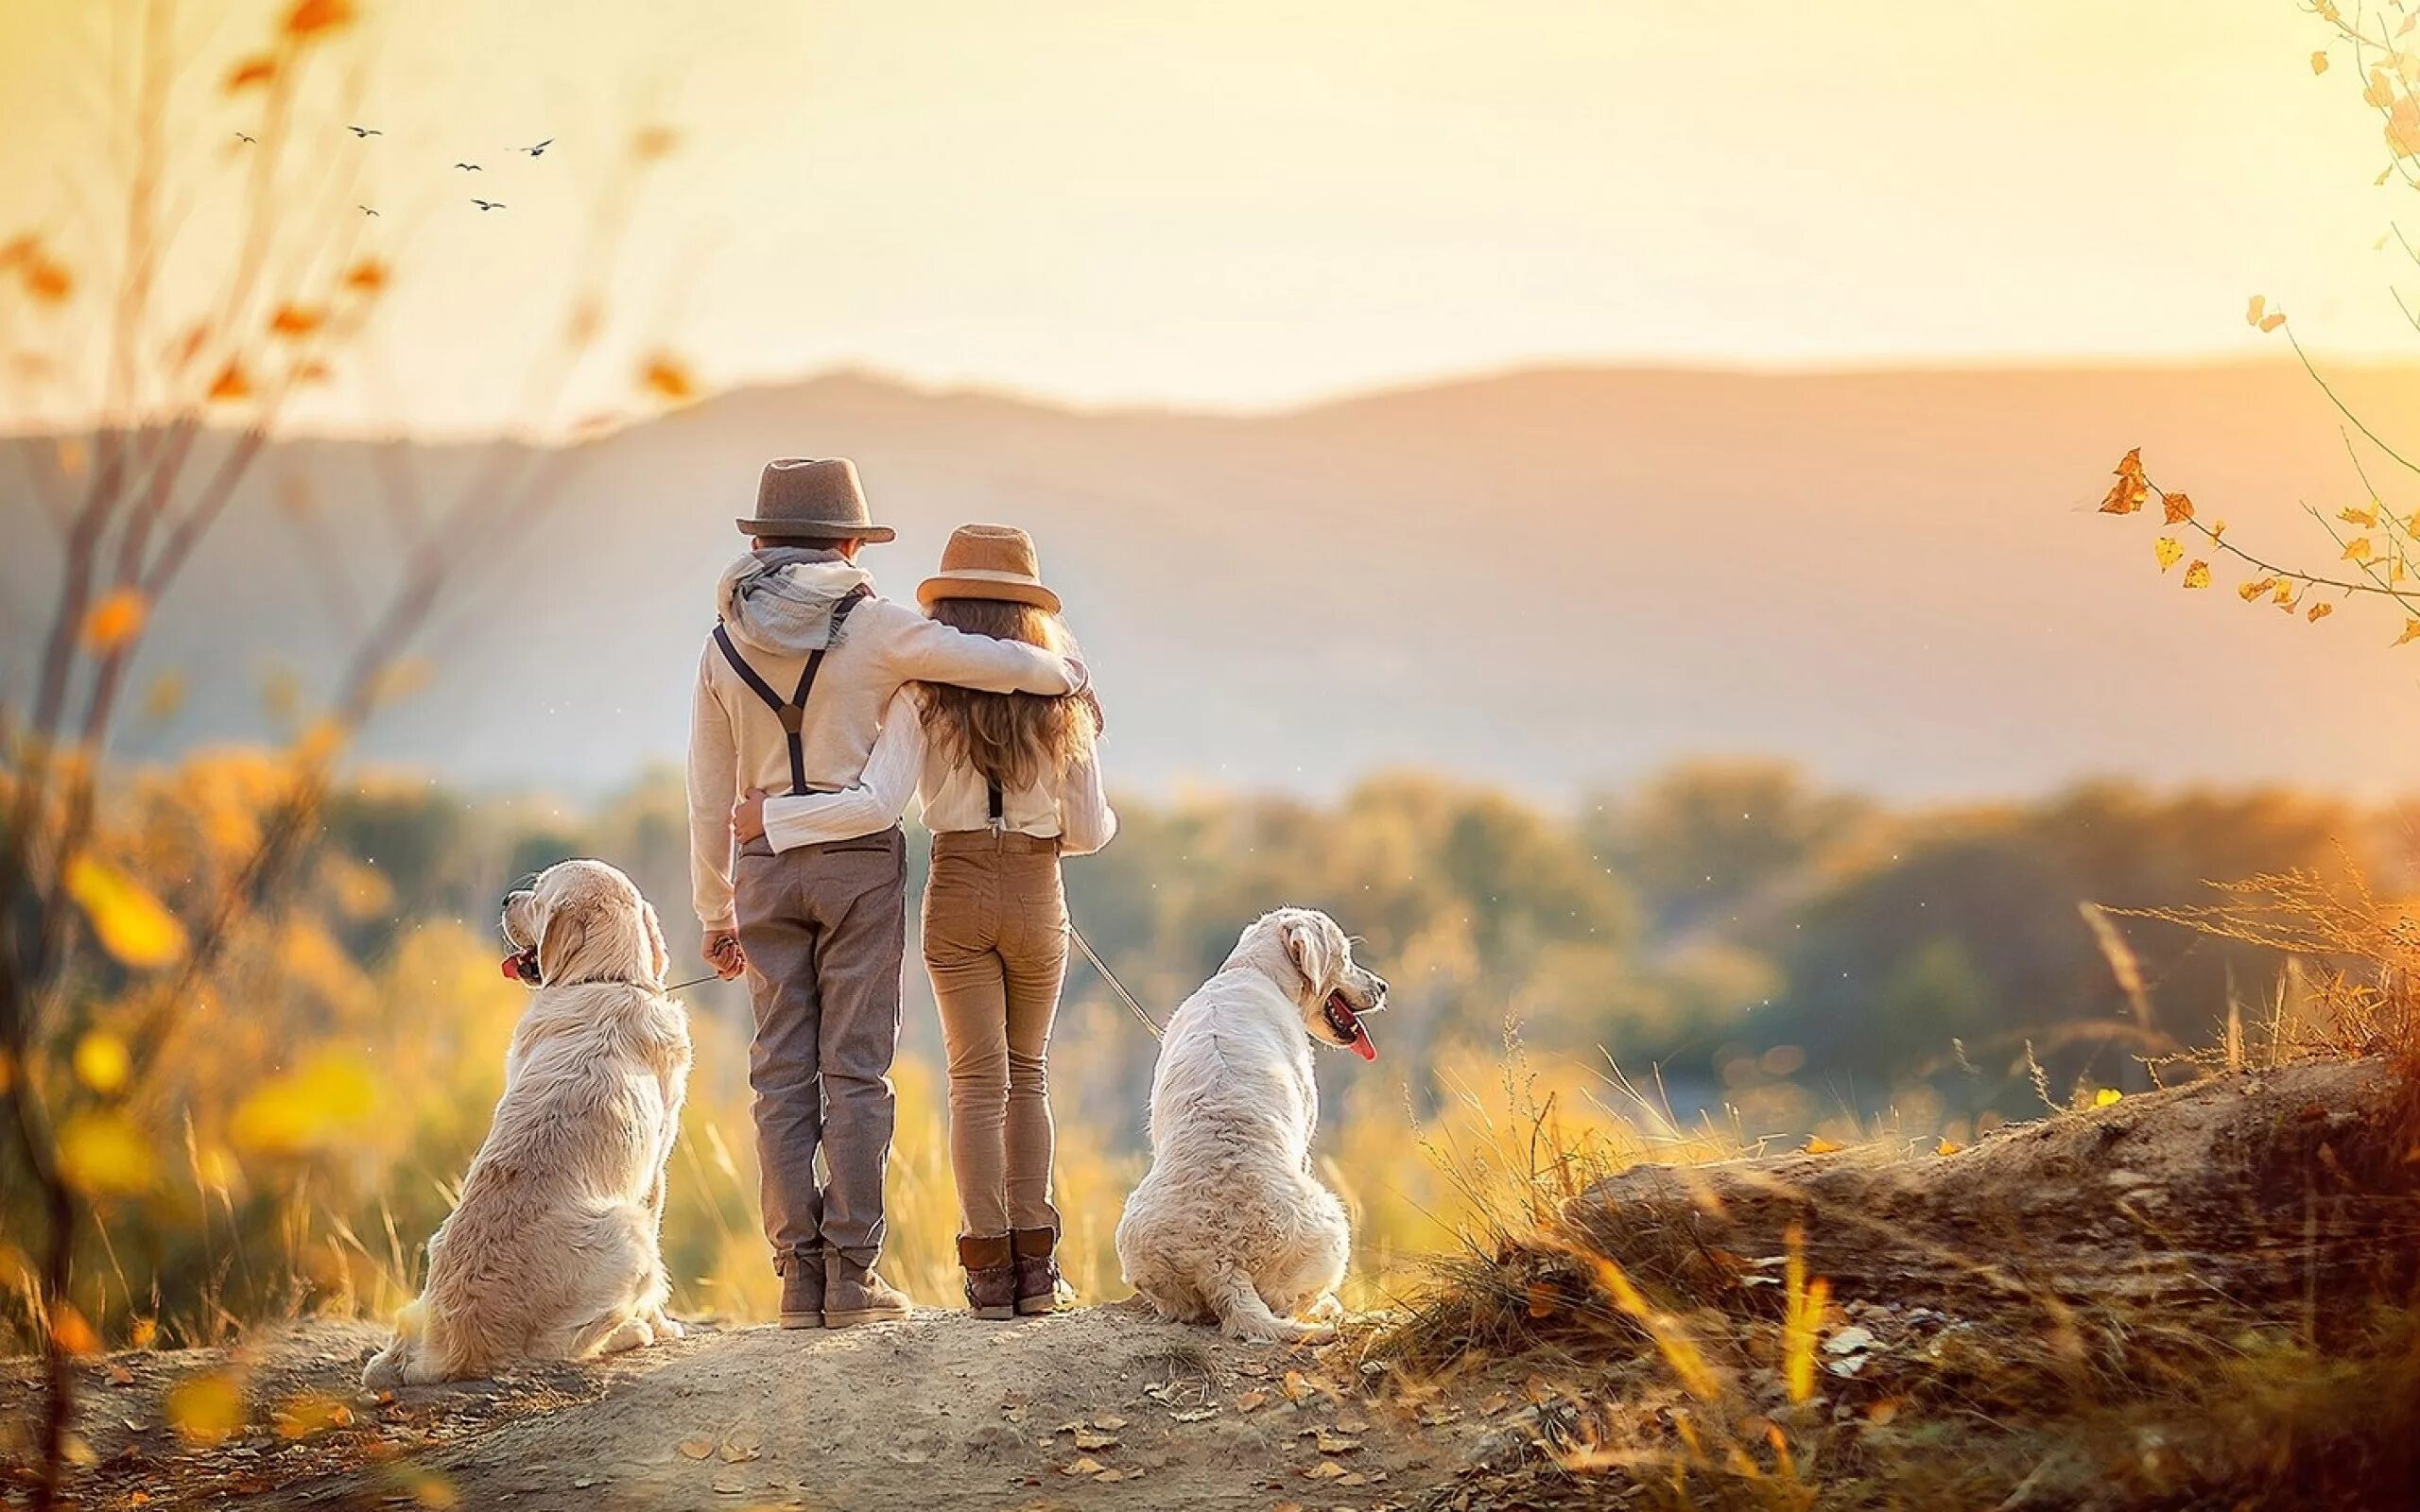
[823,1257,913,1327]
[958,1235,1019,1320]
[1011,1227,1064,1316]
[778,1251,824,1330]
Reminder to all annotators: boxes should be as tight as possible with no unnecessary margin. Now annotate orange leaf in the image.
[2162,490,2193,525]
[2342,502,2378,527]
[639,353,697,403]
[2274,578,2298,606]
[2313,50,2331,75]
[2394,620,2420,646]
[2182,560,2212,590]
[2211,518,2227,542]
[2245,295,2267,327]
[82,589,147,651]
[224,55,278,92]
[2308,600,2336,622]
[1804,1136,1842,1156]
[25,258,72,303]
[2345,537,2376,563]
[2368,67,2398,109]
[341,259,389,295]
[2154,537,2184,571]
[283,0,355,39]
[206,360,251,403]
[268,303,325,338]
[1935,1137,1963,1156]
[51,1306,102,1356]
[2100,478,2147,515]
[2258,312,2286,333]
[2390,96,2420,156]
[631,126,681,162]
[2239,576,2277,601]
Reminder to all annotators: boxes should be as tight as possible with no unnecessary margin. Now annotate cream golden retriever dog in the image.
[363,860,690,1386]
[1115,907,1387,1344]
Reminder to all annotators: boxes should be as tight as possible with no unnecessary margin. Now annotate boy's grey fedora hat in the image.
[735,457,896,542]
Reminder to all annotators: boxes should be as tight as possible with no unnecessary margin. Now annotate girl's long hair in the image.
[917,597,1099,792]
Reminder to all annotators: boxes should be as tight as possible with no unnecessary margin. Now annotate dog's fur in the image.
[363,860,691,1387]
[1114,908,1387,1344]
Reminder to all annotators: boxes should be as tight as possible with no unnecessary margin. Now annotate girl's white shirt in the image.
[758,688,1116,855]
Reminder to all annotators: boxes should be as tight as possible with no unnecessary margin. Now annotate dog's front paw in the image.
[1305,1294,1346,1324]
[646,1312,685,1343]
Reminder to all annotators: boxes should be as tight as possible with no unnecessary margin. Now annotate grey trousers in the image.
[733,828,907,1274]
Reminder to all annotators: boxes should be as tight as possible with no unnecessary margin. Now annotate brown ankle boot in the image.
[822,1255,913,1328]
[959,1234,1017,1320]
[1011,1228,1063,1315]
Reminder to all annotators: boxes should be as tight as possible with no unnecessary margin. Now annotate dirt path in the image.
[11,1306,1498,1511]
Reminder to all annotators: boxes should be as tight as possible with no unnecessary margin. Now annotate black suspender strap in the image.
[712,586,872,797]
[987,777,1004,828]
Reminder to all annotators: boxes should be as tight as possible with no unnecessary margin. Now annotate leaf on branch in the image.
[2345,537,2376,562]
[2246,295,2268,326]
[2182,560,2212,590]
[2162,491,2194,524]
[2369,67,2399,109]
[2259,311,2286,333]
[2389,96,2420,156]
[207,359,252,403]
[2154,537,2184,571]
[284,0,355,40]
[2239,576,2277,600]
[2342,502,2379,527]
[268,303,326,338]
[2395,620,2420,646]
[65,856,188,968]
[83,588,148,651]
[2405,14,2417,37]
[2211,518,2227,541]
[2315,50,2333,76]
[2309,600,2336,622]
[2275,578,2299,606]
[225,55,278,92]
[2100,449,2149,514]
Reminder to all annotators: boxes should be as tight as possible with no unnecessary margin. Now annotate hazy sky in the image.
[3,0,2413,430]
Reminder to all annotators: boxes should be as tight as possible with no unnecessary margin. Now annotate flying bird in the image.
[471,199,506,212]
[517,138,552,157]
[234,131,256,144]
[358,205,380,216]
[454,162,482,170]
[348,125,381,138]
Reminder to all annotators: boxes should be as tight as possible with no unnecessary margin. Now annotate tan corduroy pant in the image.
[922,830,1067,1239]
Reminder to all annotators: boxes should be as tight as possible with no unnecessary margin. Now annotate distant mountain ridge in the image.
[9,360,2420,800]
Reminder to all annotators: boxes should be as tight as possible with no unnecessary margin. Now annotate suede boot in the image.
[958,1234,1018,1320]
[777,1249,824,1330]
[1011,1227,1063,1315]
[823,1255,913,1328]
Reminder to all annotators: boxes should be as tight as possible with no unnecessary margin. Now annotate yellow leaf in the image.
[82,588,147,652]
[2162,491,2193,525]
[2259,312,2287,333]
[2342,503,2379,527]
[268,303,325,338]
[2154,536,2184,571]
[58,1110,152,1194]
[2345,537,2376,562]
[2370,67,2399,109]
[1936,1137,1964,1156]
[230,1053,379,1155]
[273,1393,354,1439]
[166,1374,246,1446]
[25,258,73,304]
[65,856,187,968]
[2093,1087,2122,1108]
[2275,578,2298,606]
[678,1436,715,1460]
[1804,1135,1843,1155]
[73,1031,130,1093]
[2313,50,2331,75]
[2182,560,2212,590]
[2245,295,2267,327]
[2210,518,2226,542]
[2394,95,2420,157]
[2394,620,2420,646]
[2239,576,2276,601]
[2309,600,2336,622]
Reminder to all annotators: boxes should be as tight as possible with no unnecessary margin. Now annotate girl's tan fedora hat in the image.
[917,524,1063,613]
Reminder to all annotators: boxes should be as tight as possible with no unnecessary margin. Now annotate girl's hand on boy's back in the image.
[733,788,769,844]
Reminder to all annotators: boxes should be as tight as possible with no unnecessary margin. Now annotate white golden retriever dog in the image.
[1115,907,1387,1344]
[363,860,691,1387]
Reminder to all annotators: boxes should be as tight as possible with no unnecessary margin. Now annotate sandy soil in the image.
[8,1304,1501,1511]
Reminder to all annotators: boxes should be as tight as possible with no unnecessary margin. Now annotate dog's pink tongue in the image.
[1350,1031,1377,1061]
[499,954,522,981]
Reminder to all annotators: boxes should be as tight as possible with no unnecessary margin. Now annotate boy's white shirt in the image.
[761,688,1117,857]
[686,557,1083,929]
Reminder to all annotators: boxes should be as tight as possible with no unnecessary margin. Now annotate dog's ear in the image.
[535,898,589,984]
[1283,913,1340,1001]
[642,902,669,987]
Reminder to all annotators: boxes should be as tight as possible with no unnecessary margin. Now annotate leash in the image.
[664,971,721,993]
[1066,917,1164,1040]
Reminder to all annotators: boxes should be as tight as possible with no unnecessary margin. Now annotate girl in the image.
[735,524,1113,1317]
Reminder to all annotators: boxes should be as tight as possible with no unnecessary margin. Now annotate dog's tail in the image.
[1203,1264,1335,1346]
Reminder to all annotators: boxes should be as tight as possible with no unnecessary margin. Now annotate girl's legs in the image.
[998,851,1069,1235]
[923,847,1012,1240]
